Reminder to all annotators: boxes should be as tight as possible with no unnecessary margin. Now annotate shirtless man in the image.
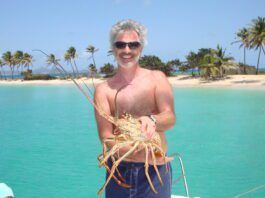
[94,19,176,198]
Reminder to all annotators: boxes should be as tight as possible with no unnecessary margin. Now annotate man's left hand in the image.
[139,116,156,139]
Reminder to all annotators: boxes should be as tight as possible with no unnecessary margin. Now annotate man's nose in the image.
[124,45,131,52]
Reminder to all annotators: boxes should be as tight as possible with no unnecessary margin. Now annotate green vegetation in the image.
[139,55,180,76]
[100,63,116,77]
[0,58,7,80]
[64,46,79,76]
[0,16,264,80]
[1,51,33,79]
[181,46,237,79]
[86,45,99,77]
[24,74,55,80]
[21,69,55,80]
[233,16,265,74]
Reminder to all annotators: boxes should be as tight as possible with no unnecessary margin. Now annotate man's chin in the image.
[116,55,140,68]
[118,61,136,68]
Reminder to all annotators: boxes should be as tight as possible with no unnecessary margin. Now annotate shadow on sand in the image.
[198,76,232,84]
[232,80,261,84]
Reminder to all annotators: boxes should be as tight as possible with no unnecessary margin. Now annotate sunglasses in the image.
[114,41,141,49]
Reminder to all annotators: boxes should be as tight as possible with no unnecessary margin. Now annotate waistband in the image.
[107,158,169,168]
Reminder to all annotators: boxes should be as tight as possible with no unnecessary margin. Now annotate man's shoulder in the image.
[148,69,167,80]
[95,80,109,95]
[95,77,116,95]
[140,68,166,78]
[145,69,170,88]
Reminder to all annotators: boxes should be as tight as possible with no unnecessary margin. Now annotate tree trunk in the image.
[20,65,24,75]
[73,60,79,77]
[219,66,223,78]
[92,54,96,68]
[16,66,19,75]
[69,61,77,77]
[1,69,7,80]
[256,47,262,75]
[243,47,246,74]
[10,66,14,79]
[262,45,265,55]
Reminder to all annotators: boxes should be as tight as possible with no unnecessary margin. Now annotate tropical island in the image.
[0,16,264,88]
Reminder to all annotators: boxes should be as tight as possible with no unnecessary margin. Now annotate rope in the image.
[233,184,265,198]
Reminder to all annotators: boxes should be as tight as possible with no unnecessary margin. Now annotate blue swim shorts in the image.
[105,159,172,198]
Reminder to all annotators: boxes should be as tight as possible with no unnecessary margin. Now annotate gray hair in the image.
[109,19,148,50]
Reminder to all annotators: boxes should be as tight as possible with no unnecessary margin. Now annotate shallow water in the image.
[0,85,265,197]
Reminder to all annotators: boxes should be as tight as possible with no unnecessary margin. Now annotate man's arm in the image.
[94,83,114,142]
[153,70,176,132]
[139,70,176,136]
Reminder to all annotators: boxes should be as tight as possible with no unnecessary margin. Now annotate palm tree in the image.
[139,55,165,71]
[165,59,181,76]
[248,16,265,74]
[214,45,235,77]
[107,50,113,56]
[88,63,97,77]
[100,63,115,77]
[22,53,33,71]
[47,54,65,75]
[2,51,15,79]
[13,50,24,75]
[64,47,79,76]
[199,46,236,79]
[47,53,69,78]
[0,59,6,80]
[47,54,59,65]
[186,51,199,76]
[64,52,76,76]
[86,45,99,68]
[197,48,212,76]
[233,28,250,74]
[199,51,220,79]
[0,59,2,79]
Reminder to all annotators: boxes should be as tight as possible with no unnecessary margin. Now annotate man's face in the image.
[113,30,143,68]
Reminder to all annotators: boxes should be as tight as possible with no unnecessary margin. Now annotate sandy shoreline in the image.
[1,75,265,89]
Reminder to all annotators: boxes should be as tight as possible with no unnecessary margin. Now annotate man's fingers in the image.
[139,116,156,139]
[146,123,154,139]
[141,120,147,133]
[148,156,174,165]
[165,156,174,163]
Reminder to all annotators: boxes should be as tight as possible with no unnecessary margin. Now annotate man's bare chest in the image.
[108,84,157,117]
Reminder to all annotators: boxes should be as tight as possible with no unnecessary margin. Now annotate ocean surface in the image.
[0,85,265,198]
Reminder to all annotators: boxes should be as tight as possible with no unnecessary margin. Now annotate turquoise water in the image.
[0,85,265,198]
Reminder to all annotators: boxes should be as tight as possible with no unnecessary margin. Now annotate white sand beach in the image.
[1,75,265,89]
[167,75,265,88]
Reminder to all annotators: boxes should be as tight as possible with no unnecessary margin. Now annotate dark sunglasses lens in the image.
[114,42,126,49]
[114,41,141,49]
[128,42,141,49]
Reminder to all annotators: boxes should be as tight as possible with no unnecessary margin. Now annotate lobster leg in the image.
[98,141,139,195]
[149,143,164,185]
[144,144,158,194]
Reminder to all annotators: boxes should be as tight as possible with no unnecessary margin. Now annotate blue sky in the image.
[1,0,265,70]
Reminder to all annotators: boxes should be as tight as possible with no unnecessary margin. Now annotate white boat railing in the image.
[170,152,191,198]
